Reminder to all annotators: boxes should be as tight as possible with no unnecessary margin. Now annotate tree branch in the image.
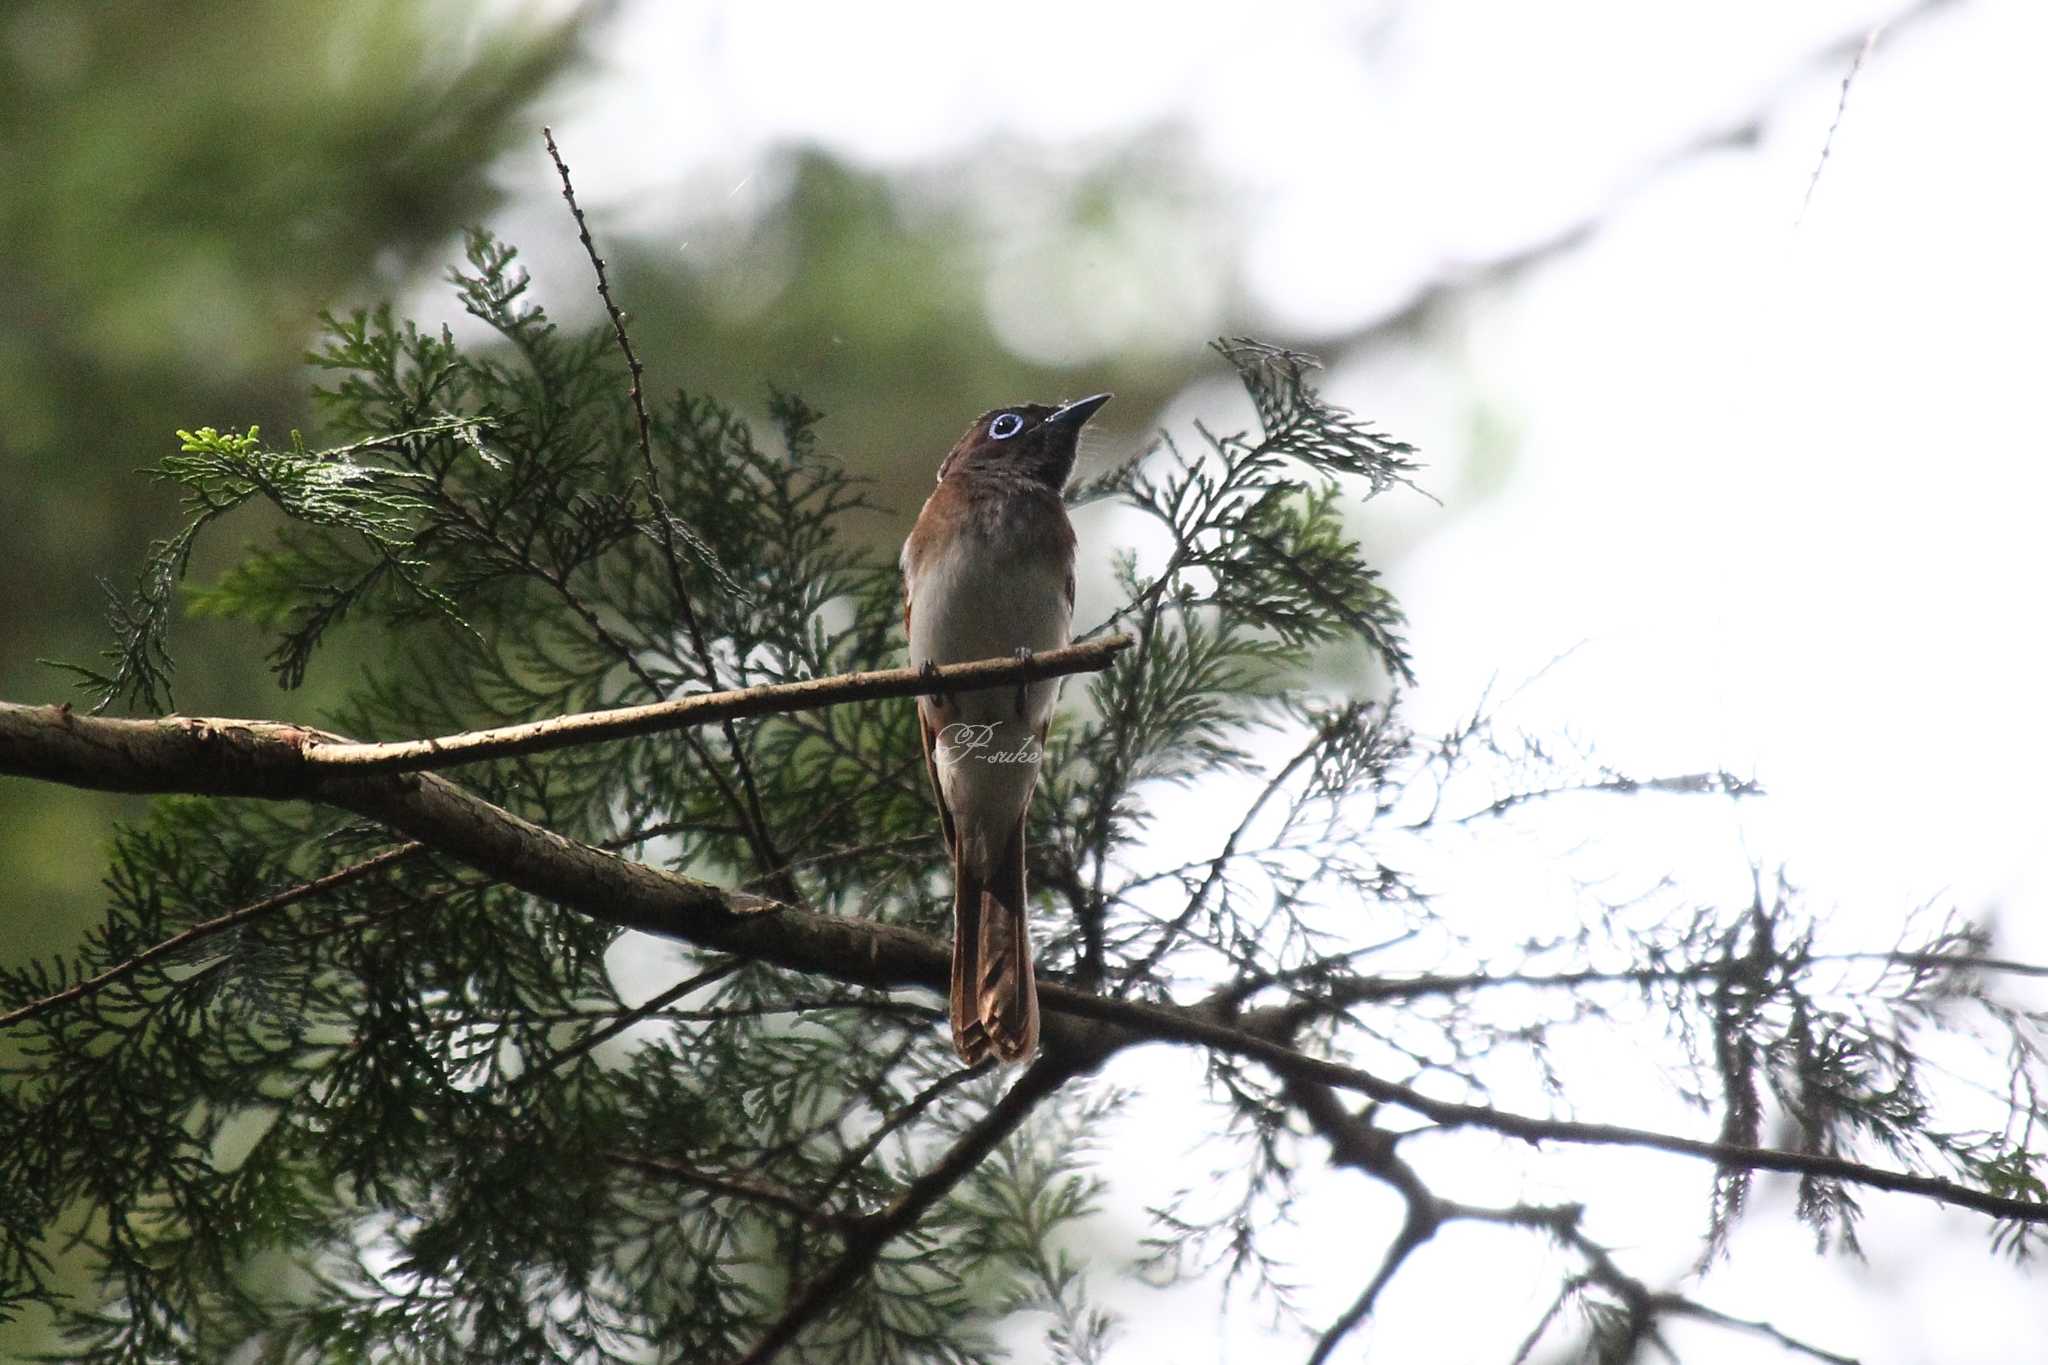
[5,692,2046,1234]
[1111,996,2048,1224]
[1290,1077,1443,1365]
[298,639,1128,775]
[1304,1203,1435,1365]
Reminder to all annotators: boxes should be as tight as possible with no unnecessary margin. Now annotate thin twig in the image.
[1073,991,2048,1225]
[819,1061,991,1198]
[299,639,1131,775]
[0,818,722,1035]
[540,127,653,499]
[507,958,744,1093]
[0,843,421,1032]
[425,997,939,1031]
[1662,1298,1859,1364]
[1826,950,2048,980]
[1541,1208,1858,1363]
[1289,1077,1443,1364]
[1119,714,1347,995]
[1509,1283,1576,1365]
[738,833,939,893]
[542,127,787,891]
[1799,26,1883,226]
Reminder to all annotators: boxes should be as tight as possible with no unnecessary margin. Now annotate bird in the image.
[901,392,1111,1064]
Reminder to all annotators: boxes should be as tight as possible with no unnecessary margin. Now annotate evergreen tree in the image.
[2,220,2043,1364]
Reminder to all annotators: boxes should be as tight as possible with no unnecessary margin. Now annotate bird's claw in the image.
[1013,647,1033,716]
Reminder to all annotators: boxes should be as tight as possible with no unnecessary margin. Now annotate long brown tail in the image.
[949,818,1039,1065]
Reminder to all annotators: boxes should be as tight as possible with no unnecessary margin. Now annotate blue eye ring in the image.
[989,412,1024,440]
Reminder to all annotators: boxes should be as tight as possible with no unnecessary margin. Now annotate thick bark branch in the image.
[0,698,903,980]
[4,694,2045,1232]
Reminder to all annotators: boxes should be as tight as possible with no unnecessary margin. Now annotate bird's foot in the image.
[919,657,945,704]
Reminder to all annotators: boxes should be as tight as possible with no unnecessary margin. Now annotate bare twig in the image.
[1799,27,1884,226]
[541,127,654,500]
[820,1061,991,1198]
[507,958,744,1093]
[1408,770,1760,828]
[0,820,720,1035]
[1297,1116,1860,1365]
[1827,950,2048,980]
[299,639,1130,775]
[1120,713,1345,996]
[430,998,939,1031]
[1539,1207,1858,1363]
[1661,1297,1859,1364]
[542,128,786,890]
[1295,3,1952,365]
[738,833,939,893]
[1288,1077,1443,1364]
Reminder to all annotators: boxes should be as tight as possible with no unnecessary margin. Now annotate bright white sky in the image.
[510,1,2048,1359]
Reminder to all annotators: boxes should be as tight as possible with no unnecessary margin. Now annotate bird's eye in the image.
[988,412,1024,440]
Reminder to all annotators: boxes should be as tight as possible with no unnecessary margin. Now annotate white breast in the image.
[905,512,1073,872]
[907,524,1070,725]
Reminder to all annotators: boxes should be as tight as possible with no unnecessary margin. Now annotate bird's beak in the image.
[1046,392,1113,429]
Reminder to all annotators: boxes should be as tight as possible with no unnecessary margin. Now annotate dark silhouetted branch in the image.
[730,1052,1081,1365]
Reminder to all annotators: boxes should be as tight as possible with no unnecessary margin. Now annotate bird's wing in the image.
[917,704,958,857]
[906,559,960,857]
[921,703,958,855]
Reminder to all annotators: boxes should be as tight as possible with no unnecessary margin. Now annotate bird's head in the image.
[936,392,1112,489]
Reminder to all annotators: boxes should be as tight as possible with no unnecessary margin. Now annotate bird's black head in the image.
[936,392,1112,489]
